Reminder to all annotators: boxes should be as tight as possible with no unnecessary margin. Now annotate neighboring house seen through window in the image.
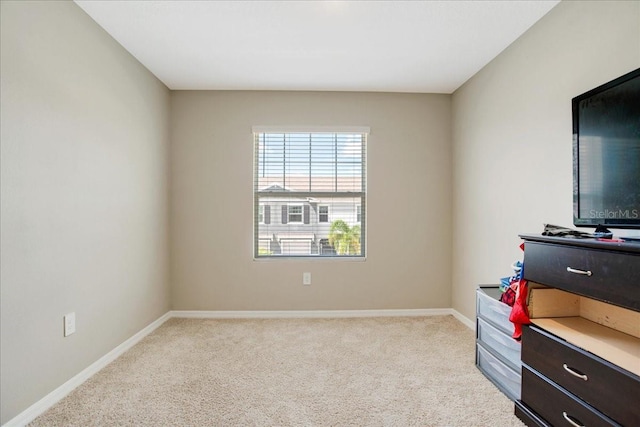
[253,129,367,257]
[319,205,329,223]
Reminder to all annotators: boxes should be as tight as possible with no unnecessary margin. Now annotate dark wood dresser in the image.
[515,234,640,427]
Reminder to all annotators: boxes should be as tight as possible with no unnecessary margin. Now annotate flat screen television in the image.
[573,67,640,229]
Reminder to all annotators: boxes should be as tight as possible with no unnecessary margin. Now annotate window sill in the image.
[253,256,366,262]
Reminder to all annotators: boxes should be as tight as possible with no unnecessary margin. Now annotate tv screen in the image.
[573,68,640,229]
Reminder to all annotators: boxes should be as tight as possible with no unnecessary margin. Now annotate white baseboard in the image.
[450,309,475,330]
[3,312,172,427]
[171,308,453,319]
[171,308,475,329]
[4,308,475,427]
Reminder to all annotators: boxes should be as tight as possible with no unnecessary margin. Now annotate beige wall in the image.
[0,1,171,423]
[451,0,640,320]
[170,91,452,311]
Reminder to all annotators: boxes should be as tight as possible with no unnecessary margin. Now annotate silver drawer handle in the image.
[563,364,588,381]
[562,411,585,427]
[566,266,592,276]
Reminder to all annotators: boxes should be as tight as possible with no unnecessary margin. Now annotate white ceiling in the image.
[74,0,560,94]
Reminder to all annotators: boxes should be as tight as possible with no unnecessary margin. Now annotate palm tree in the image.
[328,220,361,255]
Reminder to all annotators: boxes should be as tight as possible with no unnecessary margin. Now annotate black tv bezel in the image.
[572,67,640,229]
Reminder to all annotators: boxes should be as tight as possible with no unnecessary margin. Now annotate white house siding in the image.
[257,196,361,255]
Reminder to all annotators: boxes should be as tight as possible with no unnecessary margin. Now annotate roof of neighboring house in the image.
[260,184,291,192]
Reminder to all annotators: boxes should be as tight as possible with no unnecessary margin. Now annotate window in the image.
[288,204,303,223]
[319,205,329,223]
[253,129,367,258]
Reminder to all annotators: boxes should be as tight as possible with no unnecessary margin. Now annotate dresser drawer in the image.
[523,241,640,311]
[521,366,620,427]
[476,342,521,401]
[476,286,513,334]
[515,400,550,427]
[477,317,521,371]
[522,325,640,426]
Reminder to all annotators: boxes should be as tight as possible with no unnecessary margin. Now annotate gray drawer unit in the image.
[476,286,513,334]
[477,343,522,401]
[476,286,522,401]
[477,317,522,371]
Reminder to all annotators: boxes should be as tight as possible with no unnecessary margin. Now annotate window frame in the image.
[287,204,304,224]
[318,205,330,223]
[253,127,368,259]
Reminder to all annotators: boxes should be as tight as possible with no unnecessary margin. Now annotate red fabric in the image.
[499,286,516,306]
[508,279,530,340]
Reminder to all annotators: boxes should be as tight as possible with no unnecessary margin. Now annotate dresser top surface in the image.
[519,233,640,254]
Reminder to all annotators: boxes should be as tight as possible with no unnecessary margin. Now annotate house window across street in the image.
[288,204,303,223]
[319,205,329,223]
[253,128,367,258]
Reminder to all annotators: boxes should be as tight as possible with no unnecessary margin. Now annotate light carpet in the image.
[31,315,524,426]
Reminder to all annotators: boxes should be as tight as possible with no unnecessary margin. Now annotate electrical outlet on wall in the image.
[64,312,76,337]
[303,272,311,285]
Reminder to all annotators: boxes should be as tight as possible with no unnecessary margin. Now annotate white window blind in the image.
[254,131,367,258]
